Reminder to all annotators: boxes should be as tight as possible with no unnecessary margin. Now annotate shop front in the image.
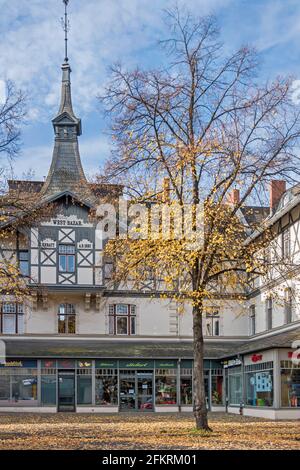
[224,348,300,419]
[0,357,225,413]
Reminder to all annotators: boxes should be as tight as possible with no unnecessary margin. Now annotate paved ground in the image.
[0,412,299,450]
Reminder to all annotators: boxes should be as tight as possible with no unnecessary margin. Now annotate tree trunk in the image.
[193,303,212,431]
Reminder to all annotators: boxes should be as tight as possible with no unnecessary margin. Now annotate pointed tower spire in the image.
[42,0,89,199]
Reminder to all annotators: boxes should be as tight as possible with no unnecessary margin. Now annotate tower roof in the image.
[41,60,88,199]
[41,1,93,202]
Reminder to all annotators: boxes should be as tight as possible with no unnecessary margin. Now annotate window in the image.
[155,369,177,405]
[245,362,274,407]
[0,303,24,334]
[205,311,220,336]
[180,369,193,406]
[266,298,273,330]
[281,360,300,407]
[41,367,56,406]
[228,366,242,405]
[59,244,75,272]
[249,305,256,335]
[0,367,38,405]
[18,250,29,276]
[104,263,113,280]
[284,288,293,324]
[58,304,76,334]
[282,228,290,258]
[77,368,92,405]
[108,304,136,335]
[211,369,224,405]
[95,369,118,405]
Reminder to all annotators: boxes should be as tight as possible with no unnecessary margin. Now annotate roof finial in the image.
[61,0,70,63]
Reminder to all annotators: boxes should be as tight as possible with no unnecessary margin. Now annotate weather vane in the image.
[61,0,70,63]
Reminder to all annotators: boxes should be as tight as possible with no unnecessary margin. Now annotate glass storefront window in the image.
[0,370,10,401]
[245,362,273,407]
[77,369,92,405]
[180,377,192,405]
[281,361,300,407]
[155,369,177,405]
[41,369,56,405]
[95,369,118,405]
[0,368,38,405]
[211,370,223,405]
[228,366,242,405]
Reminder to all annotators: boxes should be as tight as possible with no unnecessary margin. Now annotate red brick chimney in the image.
[228,189,240,205]
[270,180,286,212]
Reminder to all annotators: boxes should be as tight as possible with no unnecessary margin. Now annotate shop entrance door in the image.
[119,370,153,411]
[58,370,75,412]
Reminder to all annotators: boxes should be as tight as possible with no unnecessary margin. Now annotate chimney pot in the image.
[229,189,240,205]
[270,180,286,212]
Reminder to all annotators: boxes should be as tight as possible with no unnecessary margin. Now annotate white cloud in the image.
[0,0,233,121]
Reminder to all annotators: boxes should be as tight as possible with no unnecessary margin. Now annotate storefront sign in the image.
[222,358,242,368]
[57,359,75,369]
[77,361,92,368]
[288,351,300,359]
[251,354,263,363]
[180,360,193,369]
[41,360,56,368]
[119,360,154,369]
[0,360,37,368]
[95,360,118,368]
[155,360,177,369]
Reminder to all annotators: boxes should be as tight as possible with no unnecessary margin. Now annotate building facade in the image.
[0,54,300,419]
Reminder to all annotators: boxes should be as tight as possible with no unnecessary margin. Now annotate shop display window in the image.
[77,368,92,405]
[281,361,300,407]
[95,369,118,405]
[180,368,192,405]
[245,362,273,407]
[211,369,223,405]
[228,366,242,405]
[155,369,177,405]
[0,367,38,405]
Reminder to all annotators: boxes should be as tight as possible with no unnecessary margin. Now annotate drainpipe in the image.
[178,358,181,413]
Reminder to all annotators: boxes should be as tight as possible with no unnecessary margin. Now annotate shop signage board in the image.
[41,360,56,368]
[155,360,177,369]
[77,360,92,368]
[222,358,242,368]
[95,360,118,368]
[119,360,154,369]
[0,359,37,368]
[57,359,75,369]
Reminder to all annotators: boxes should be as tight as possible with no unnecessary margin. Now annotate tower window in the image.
[59,244,75,272]
[18,250,29,276]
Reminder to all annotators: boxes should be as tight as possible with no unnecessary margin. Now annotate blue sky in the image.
[1,0,300,181]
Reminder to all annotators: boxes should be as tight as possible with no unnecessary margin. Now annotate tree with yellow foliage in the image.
[100,8,300,430]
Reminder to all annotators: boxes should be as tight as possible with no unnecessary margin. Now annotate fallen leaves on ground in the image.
[0,412,299,450]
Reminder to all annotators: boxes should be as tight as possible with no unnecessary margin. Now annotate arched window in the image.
[58,304,76,334]
[108,304,136,335]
